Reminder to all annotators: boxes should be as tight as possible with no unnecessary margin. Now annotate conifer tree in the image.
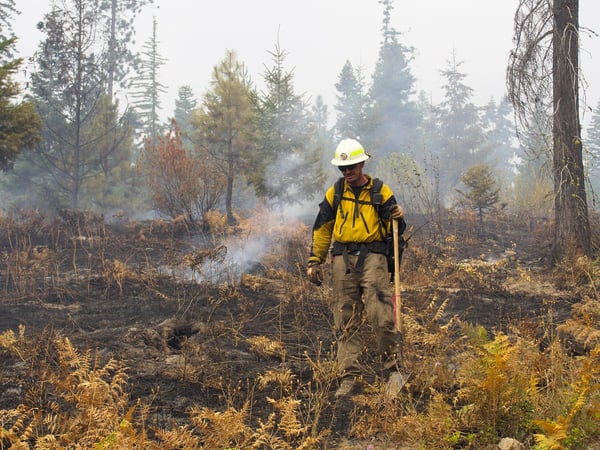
[251,42,325,206]
[367,0,421,156]
[190,49,256,225]
[0,37,42,171]
[334,60,367,141]
[456,164,500,236]
[131,16,167,147]
[173,85,197,149]
[12,0,134,210]
[434,51,487,202]
[0,1,42,172]
[100,0,154,98]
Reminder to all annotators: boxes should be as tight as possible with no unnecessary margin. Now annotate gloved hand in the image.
[390,204,404,220]
[307,262,323,286]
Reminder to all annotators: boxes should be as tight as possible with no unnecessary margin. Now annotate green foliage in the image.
[367,6,421,157]
[98,0,155,96]
[434,52,489,199]
[456,331,539,444]
[190,49,256,224]
[334,60,368,141]
[0,37,42,171]
[173,85,198,150]
[0,0,17,42]
[250,42,325,207]
[533,346,600,450]
[13,0,135,211]
[457,164,500,235]
[130,17,167,145]
[585,99,600,209]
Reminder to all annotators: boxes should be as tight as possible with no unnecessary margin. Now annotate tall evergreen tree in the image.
[334,60,368,141]
[508,0,591,261]
[434,51,487,202]
[100,0,154,98]
[251,42,324,207]
[0,36,42,171]
[131,16,167,147]
[12,0,133,210]
[173,85,197,149]
[367,0,421,156]
[190,49,256,225]
[584,99,600,208]
[482,97,518,181]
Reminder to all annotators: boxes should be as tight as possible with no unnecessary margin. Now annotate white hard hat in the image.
[331,138,370,166]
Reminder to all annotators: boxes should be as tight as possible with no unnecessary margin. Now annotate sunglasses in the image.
[338,163,359,172]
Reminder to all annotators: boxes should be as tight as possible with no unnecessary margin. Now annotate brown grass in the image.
[0,209,599,449]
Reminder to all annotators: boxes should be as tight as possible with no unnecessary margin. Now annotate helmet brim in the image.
[330,153,370,166]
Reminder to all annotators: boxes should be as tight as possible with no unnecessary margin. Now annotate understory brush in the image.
[0,210,599,449]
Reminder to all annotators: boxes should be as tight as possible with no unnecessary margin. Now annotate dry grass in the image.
[0,209,599,449]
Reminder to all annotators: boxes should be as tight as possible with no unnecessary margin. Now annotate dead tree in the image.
[507,0,592,262]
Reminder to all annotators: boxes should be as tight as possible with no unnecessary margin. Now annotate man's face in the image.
[338,162,363,185]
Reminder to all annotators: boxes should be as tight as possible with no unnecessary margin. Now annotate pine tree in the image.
[456,164,500,236]
[173,85,197,149]
[252,42,325,207]
[190,49,256,225]
[334,60,367,141]
[99,0,154,98]
[482,98,518,181]
[434,51,488,202]
[584,99,600,207]
[15,0,133,210]
[367,0,421,156]
[0,37,42,171]
[131,16,167,147]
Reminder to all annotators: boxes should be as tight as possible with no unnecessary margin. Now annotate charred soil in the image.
[0,210,598,448]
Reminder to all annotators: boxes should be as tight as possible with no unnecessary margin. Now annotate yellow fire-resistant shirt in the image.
[308,175,400,265]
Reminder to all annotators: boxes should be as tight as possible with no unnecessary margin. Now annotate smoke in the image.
[164,202,314,285]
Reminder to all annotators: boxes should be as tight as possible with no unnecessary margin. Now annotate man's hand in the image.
[307,262,323,286]
[390,204,404,220]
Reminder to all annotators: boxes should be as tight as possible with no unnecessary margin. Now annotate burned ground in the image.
[0,210,597,448]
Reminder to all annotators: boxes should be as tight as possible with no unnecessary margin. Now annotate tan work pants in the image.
[331,251,398,378]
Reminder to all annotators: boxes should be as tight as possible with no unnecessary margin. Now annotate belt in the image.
[332,241,387,273]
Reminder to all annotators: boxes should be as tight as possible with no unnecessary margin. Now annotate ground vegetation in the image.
[0,208,599,449]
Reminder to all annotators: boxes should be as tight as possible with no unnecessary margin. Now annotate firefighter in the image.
[307,138,405,398]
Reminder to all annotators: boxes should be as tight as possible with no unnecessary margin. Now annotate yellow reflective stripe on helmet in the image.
[348,148,364,158]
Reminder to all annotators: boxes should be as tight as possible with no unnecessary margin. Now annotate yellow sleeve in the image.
[308,186,336,264]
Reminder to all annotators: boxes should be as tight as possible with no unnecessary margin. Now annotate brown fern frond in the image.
[249,413,288,450]
[257,368,296,392]
[558,296,600,350]
[246,335,286,360]
[153,424,200,449]
[266,396,308,439]
[188,402,252,448]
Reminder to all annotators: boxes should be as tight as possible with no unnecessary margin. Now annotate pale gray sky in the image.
[12,0,600,128]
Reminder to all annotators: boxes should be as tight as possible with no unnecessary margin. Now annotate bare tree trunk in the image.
[107,0,117,98]
[226,148,236,226]
[552,0,591,261]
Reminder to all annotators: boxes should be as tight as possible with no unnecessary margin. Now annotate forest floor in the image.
[0,209,598,449]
